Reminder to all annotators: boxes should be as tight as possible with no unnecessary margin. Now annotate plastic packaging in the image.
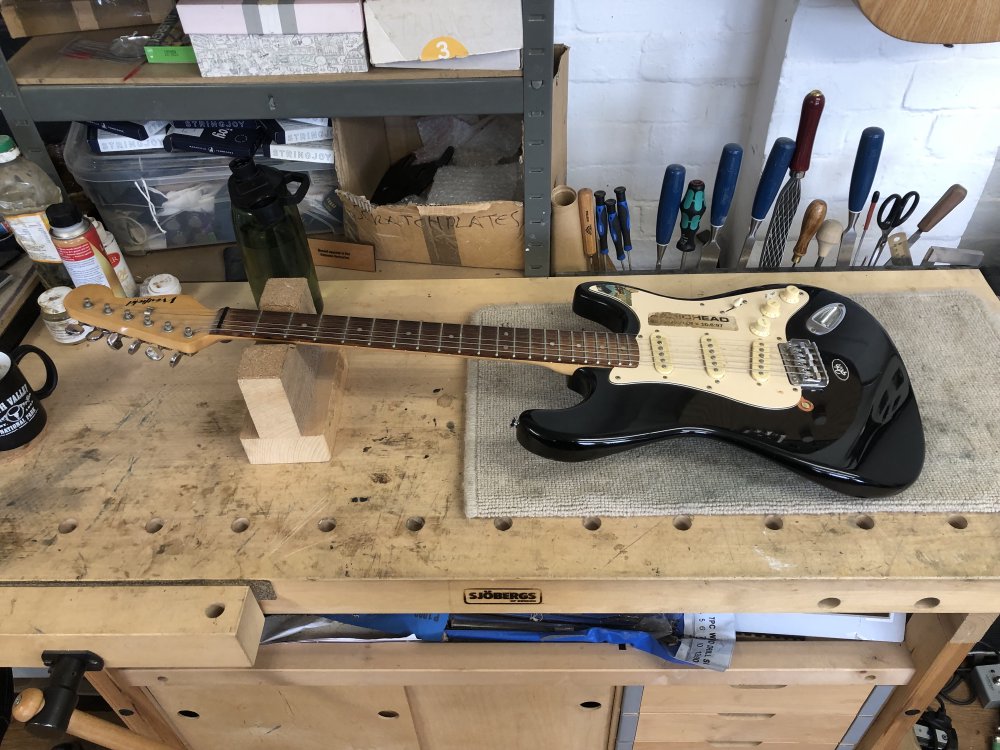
[0,135,71,288]
[228,156,322,313]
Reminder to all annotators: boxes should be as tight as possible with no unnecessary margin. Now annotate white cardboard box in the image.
[363,0,522,70]
[190,32,368,77]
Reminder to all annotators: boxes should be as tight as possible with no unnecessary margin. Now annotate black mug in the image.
[0,345,57,451]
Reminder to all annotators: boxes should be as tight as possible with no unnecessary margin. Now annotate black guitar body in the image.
[516,283,924,498]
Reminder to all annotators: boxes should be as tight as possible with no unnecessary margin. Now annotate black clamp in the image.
[26,651,103,739]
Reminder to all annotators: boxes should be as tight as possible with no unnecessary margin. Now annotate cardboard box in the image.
[364,0,521,70]
[177,0,363,35]
[334,47,568,271]
[1,0,172,38]
[189,32,368,77]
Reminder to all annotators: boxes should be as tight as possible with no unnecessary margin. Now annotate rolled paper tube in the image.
[551,185,588,274]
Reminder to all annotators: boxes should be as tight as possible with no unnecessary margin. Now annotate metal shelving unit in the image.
[0,0,554,275]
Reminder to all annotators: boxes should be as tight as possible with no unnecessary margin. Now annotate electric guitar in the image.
[65,282,924,498]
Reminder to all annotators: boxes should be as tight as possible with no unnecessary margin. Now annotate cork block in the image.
[237,278,346,464]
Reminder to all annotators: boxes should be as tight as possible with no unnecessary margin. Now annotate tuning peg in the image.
[86,328,106,342]
[144,345,164,361]
[127,340,142,355]
[169,352,184,368]
[106,332,124,350]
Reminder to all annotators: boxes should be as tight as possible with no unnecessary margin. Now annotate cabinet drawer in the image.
[635,711,857,744]
[641,684,872,713]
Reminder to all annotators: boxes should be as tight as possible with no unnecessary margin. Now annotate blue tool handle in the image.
[595,201,609,254]
[750,137,795,221]
[606,199,625,260]
[710,143,743,227]
[614,186,632,251]
[848,127,884,213]
[655,164,686,244]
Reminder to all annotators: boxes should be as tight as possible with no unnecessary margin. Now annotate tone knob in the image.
[750,316,771,337]
[760,297,781,318]
[780,285,801,304]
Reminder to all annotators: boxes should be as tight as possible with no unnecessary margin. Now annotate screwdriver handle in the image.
[789,90,825,174]
[595,196,609,256]
[792,199,827,264]
[710,143,743,227]
[676,179,706,253]
[578,188,598,259]
[606,198,624,261]
[751,137,795,221]
[614,186,633,252]
[815,218,843,262]
[916,184,967,233]
[848,127,884,213]
[656,164,686,245]
[863,190,880,231]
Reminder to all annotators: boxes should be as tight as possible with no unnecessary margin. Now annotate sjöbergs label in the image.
[464,588,542,604]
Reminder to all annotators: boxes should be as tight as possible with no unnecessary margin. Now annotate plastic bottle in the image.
[0,135,71,288]
[227,156,322,314]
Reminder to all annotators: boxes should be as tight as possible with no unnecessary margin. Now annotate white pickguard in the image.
[589,283,811,410]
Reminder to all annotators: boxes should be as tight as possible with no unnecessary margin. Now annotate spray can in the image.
[44,203,138,297]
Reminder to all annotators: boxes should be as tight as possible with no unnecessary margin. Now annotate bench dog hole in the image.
[818,597,841,610]
[231,517,250,533]
[204,603,226,619]
[854,514,874,530]
[494,516,513,532]
[178,710,200,719]
[58,518,77,534]
[673,515,692,531]
[579,701,602,710]
[317,518,337,533]
[582,516,601,531]
[378,710,399,719]
[145,517,164,534]
[948,514,968,530]
[406,516,425,532]
[764,515,783,531]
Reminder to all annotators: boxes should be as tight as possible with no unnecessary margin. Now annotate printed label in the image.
[648,312,738,331]
[673,613,736,672]
[463,588,542,605]
[420,36,469,61]
[831,359,850,381]
[6,212,60,262]
[0,384,38,438]
[43,316,89,345]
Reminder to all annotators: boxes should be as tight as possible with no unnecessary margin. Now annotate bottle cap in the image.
[45,202,84,229]
[0,136,15,154]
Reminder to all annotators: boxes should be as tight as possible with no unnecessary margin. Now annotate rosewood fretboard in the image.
[215,308,640,367]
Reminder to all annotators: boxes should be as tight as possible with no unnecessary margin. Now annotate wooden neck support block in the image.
[237,278,346,464]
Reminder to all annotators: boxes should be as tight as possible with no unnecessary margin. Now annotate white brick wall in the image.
[558,0,1000,269]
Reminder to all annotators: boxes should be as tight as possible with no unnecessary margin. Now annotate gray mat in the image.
[464,290,1000,517]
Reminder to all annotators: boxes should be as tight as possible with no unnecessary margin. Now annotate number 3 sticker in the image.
[421,36,469,61]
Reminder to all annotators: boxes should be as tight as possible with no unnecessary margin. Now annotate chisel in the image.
[698,143,743,270]
[736,137,795,268]
[606,198,626,271]
[655,164,685,271]
[815,218,843,268]
[837,126,884,267]
[676,179,706,272]
[851,190,880,266]
[759,90,826,268]
[907,184,968,250]
[790,199,827,266]
[594,190,610,273]
[577,188,599,272]
[614,186,633,271]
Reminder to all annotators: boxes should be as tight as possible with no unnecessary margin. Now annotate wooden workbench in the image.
[0,268,997,750]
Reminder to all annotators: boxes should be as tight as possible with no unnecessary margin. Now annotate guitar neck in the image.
[214,308,640,368]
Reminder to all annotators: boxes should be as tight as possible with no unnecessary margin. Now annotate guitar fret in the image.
[284,312,294,339]
[512,327,517,359]
[605,332,612,365]
[392,319,400,348]
[416,321,423,350]
[342,316,350,344]
[312,313,323,342]
[556,329,562,362]
[437,323,444,352]
[477,325,482,355]
[366,318,375,346]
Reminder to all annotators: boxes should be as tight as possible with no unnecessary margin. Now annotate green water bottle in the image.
[228,156,322,314]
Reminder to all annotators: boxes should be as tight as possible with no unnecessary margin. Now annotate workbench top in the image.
[1,269,997,615]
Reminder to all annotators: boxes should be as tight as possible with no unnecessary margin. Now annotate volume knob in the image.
[750,316,771,337]
[780,285,802,304]
[761,297,781,318]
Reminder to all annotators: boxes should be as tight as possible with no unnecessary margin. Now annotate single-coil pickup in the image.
[751,340,769,383]
[650,333,673,376]
[701,334,725,379]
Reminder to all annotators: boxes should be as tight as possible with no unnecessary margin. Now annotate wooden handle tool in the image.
[907,184,967,248]
[791,199,827,266]
[815,218,844,268]
[13,689,180,750]
[577,188,598,269]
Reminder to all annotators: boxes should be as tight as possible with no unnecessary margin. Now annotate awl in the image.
[676,179,706,272]
[907,183,968,249]
[815,218,843,268]
[851,190,880,266]
[736,137,795,268]
[655,164,685,271]
[837,126,884,267]
[790,199,827,267]
[698,143,743,270]
[759,90,826,268]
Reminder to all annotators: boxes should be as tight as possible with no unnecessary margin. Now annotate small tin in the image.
[38,286,90,345]
[139,273,182,296]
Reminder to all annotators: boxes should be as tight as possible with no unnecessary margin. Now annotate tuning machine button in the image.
[169,352,184,368]
[779,285,802,304]
[127,340,142,355]
[106,332,124,350]
[145,345,164,361]
[85,328,106,342]
[750,316,771,337]
[760,297,781,318]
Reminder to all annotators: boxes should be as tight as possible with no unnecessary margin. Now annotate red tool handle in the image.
[789,90,825,173]
[863,190,880,230]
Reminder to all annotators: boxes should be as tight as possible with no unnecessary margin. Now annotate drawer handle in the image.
[717,713,776,721]
[731,684,788,690]
[706,743,763,748]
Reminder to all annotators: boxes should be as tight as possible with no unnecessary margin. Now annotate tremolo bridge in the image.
[779,340,829,389]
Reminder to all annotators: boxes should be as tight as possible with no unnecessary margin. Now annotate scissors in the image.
[866,191,919,266]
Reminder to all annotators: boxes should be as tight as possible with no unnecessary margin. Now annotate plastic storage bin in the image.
[63,122,340,255]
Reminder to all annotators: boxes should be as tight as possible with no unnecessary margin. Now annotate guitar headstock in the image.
[64,285,225,367]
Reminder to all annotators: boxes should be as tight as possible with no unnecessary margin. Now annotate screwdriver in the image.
[850,190,880,266]
[594,190,610,273]
[606,198,626,271]
[676,179,706,272]
[655,164,686,271]
[614,186,633,271]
